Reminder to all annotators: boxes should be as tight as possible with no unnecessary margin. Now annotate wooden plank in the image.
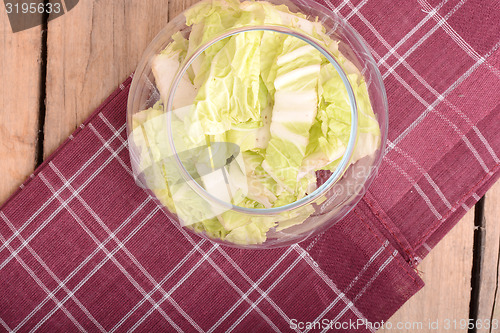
[0,11,42,204]
[168,0,198,18]
[44,0,170,157]
[380,208,475,333]
[477,180,500,333]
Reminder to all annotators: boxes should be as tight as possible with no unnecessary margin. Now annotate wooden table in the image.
[1,1,499,331]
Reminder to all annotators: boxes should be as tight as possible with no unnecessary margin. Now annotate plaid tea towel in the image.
[1,0,499,332]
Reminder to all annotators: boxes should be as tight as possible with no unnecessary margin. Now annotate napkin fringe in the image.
[362,192,418,266]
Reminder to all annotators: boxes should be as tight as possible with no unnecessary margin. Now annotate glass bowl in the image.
[127,0,388,249]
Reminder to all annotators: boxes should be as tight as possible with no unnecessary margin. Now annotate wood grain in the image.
[168,0,199,18]
[44,0,170,157]
[477,181,500,333]
[0,10,41,205]
[380,208,475,333]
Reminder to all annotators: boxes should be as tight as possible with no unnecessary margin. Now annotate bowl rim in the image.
[126,0,390,248]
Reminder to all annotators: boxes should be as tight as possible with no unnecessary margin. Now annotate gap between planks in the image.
[469,196,486,333]
[476,181,500,333]
[35,0,50,168]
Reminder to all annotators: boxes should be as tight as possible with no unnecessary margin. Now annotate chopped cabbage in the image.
[131,0,381,245]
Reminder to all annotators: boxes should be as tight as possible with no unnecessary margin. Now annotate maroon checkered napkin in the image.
[1,0,500,332]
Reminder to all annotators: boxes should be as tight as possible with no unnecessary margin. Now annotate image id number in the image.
[5,2,61,14]
[443,319,499,330]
